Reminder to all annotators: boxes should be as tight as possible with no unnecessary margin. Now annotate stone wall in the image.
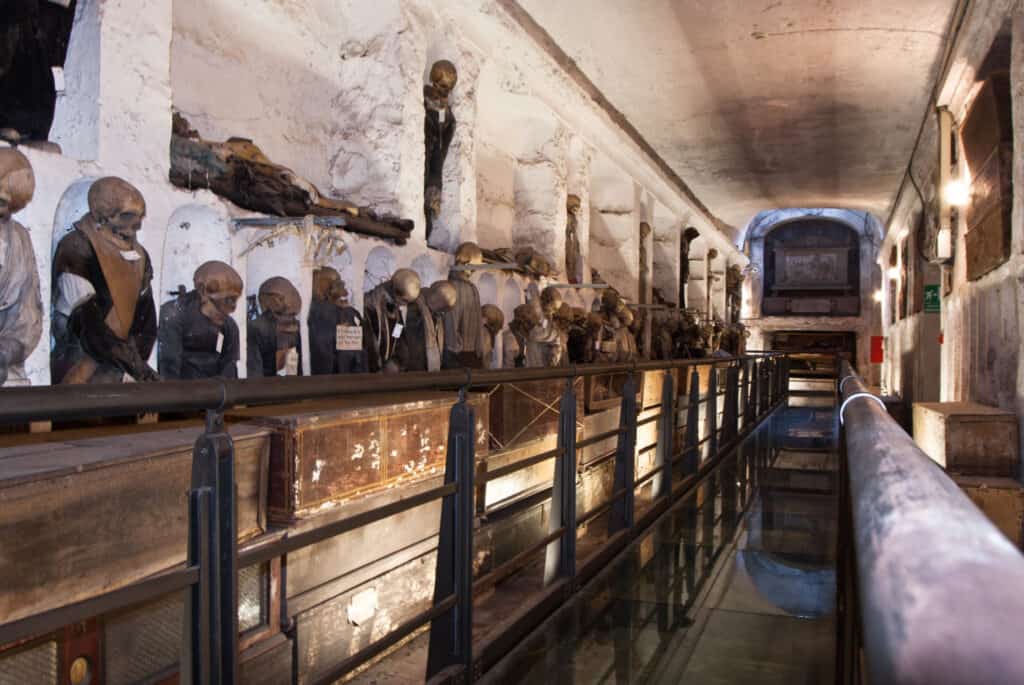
[6,0,745,386]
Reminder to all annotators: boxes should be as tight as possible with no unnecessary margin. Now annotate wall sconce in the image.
[887,267,900,280]
[873,289,884,303]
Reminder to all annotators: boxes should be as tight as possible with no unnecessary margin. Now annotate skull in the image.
[539,286,563,319]
[566,194,582,216]
[313,266,349,306]
[601,289,625,315]
[454,242,484,266]
[481,304,505,335]
[194,260,242,327]
[429,60,459,98]
[391,269,422,306]
[258,276,302,346]
[88,177,146,251]
[426,281,458,314]
[0,149,34,223]
[512,303,541,335]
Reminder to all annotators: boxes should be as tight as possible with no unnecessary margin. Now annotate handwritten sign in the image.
[336,325,363,352]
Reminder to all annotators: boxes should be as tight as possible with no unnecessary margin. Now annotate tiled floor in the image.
[483,402,839,684]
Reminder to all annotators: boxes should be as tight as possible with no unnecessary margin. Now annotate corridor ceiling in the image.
[512,0,960,235]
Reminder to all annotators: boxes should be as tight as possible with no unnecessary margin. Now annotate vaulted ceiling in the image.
[512,0,960,235]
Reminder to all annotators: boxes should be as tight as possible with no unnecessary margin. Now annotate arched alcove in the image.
[501,279,523,318]
[51,176,96,258]
[477,273,498,306]
[364,246,397,293]
[410,254,442,290]
[160,204,233,303]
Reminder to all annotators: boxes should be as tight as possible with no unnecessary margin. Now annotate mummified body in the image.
[443,242,483,368]
[158,261,242,379]
[480,304,505,369]
[308,266,367,375]
[247,277,303,377]
[424,60,457,240]
[0,149,42,386]
[363,269,421,373]
[51,177,158,384]
[396,281,457,372]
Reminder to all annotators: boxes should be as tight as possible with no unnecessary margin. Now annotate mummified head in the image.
[194,261,242,327]
[258,276,302,341]
[313,266,349,305]
[429,60,459,98]
[481,304,505,335]
[88,177,146,251]
[426,281,458,314]
[0,148,34,223]
[391,268,422,306]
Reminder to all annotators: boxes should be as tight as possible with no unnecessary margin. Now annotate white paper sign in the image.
[279,348,299,376]
[391,323,404,339]
[120,250,141,262]
[216,332,224,354]
[51,66,66,94]
[336,324,363,352]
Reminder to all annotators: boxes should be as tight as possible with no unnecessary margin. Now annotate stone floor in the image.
[481,401,839,684]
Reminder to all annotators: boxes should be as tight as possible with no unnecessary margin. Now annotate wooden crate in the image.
[228,392,489,524]
[0,424,270,625]
[913,402,1019,476]
[953,475,1024,549]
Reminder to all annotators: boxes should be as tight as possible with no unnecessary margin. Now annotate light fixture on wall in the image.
[873,289,884,303]
[943,178,970,208]
[886,267,900,280]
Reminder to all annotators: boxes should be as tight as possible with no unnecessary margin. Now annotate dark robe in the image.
[443,274,482,368]
[247,312,302,378]
[51,226,157,383]
[308,300,368,375]
[394,297,446,373]
[158,291,239,379]
[424,88,456,239]
[363,283,405,373]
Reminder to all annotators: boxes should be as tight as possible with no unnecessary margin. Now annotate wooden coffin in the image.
[228,392,489,524]
[488,378,584,449]
[913,402,1019,476]
[0,424,270,625]
[954,475,1024,550]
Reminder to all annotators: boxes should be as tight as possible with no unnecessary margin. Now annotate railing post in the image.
[707,366,718,458]
[724,365,739,443]
[749,360,760,422]
[760,360,770,414]
[610,373,638,534]
[184,409,238,685]
[427,392,476,679]
[653,370,675,500]
[545,379,578,585]
[684,368,701,478]
[781,356,790,399]
[741,358,749,427]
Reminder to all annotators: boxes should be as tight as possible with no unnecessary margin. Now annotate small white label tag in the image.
[438,108,446,123]
[120,250,141,261]
[216,332,224,354]
[279,348,299,376]
[52,66,66,94]
[600,341,617,354]
[336,324,363,351]
[391,323,404,339]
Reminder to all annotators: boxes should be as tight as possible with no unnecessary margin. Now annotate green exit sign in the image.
[924,284,941,313]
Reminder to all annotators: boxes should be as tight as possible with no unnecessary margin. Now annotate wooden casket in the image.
[227,392,489,524]
[913,401,1019,476]
[0,423,271,625]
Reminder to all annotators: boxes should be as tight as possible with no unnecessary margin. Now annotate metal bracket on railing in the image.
[839,392,887,425]
[839,375,859,395]
[184,408,238,685]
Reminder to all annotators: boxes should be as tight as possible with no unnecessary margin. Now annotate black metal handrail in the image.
[837,360,1024,685]
[0,353,789,685]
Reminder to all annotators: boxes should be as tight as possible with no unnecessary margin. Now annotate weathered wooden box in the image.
[228,392,489,524]
[953,475,1024,549]
[913,402,1019,476]
[0,424,270,625]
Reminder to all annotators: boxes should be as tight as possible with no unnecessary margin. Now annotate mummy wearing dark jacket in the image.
[51,177,158,384]
[158,261,242,380]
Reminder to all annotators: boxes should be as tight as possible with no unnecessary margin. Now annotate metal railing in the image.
[0,353,790,684]
[836,360,1024,685]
